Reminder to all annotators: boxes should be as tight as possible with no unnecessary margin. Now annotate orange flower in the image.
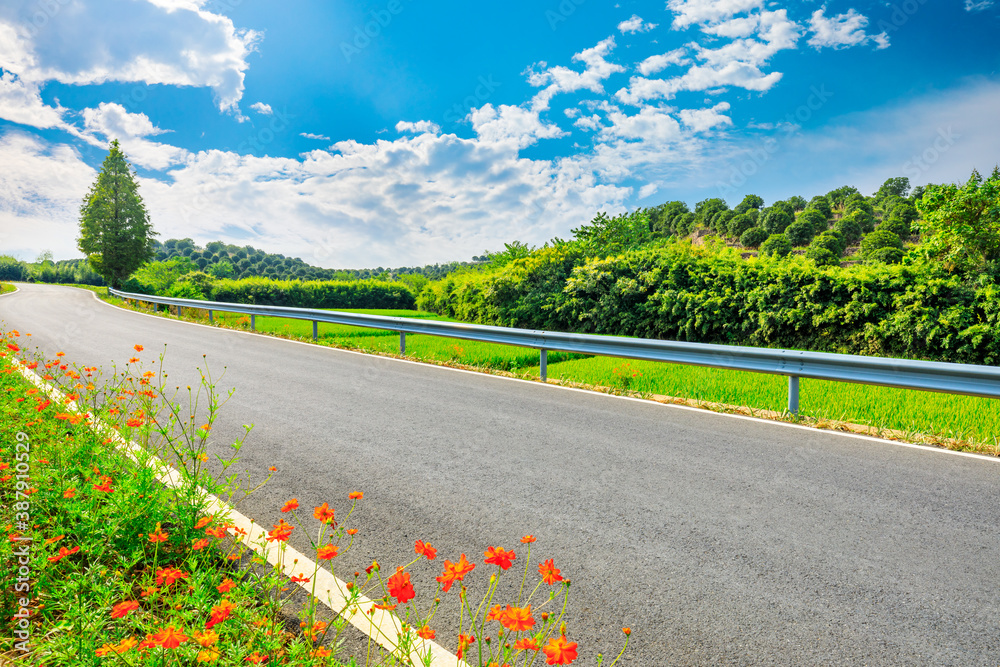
[347,528,358,535]
[484,546,516,570]
[47,545,80,562]
[266,519,294,542]
[538,558,563,585]
[195,516,214,529]
[217,579,235,594]
[246,652,268,664]
[115,637,138,654]
[291,574,310,583]
[92,477,114,493]
[542,635,578,665]
[140,586,158,598]
[192,538,209,550]
[456,633,475,660]
[500,604,535,632]
[63,487,76,499]
[111,600,140,619]
[193,630,219,647]
[415,539,437,560]
[134,345,144,352]
[280,498,299,513]
[312,647,332,658]
[622,627,631,635]
[206,599,235,629]
[155,567,188,587]
[197,648,221,663]
[417,625,435,640]
[387,567,416,604]
[317,544,339,560]
[521,535,537,544]
[148,523,168,543]
[95,643,117,657]
[6,343,19,352]
[372,602,397,610]
[514,637,539,651]
[436,553,475,592]
[44,534,65,545]
[128,357,139,364]
[486,604,504,622]
[349,491,363,500]
[151,626,187,649]
[313,503,335,525]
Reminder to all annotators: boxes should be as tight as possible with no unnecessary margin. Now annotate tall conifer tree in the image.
[78,140,156,288]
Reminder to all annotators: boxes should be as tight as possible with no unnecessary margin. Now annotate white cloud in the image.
[0,0,260,112]
[250,103,273,115]
[527,37,625,111]
[0,71,65,130]
[638,183,659,199]
[300,132,331,141]
[964,0,996,11]
[618,15,657,34]
[601,105,682,144]
[82,103,168,139]
[395,120,441,134]
[574,114,604,131]
[679,102,733,132]
[637,49,690,76]
[616,9,799,104]
[468,104,565,149]
[666,0,764,29]
[807,8,889,50]
[0,132,96,260]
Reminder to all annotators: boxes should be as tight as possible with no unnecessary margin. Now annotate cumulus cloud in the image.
[527,37,625,111]
[250,102,273,115]
[468,104,565,149]
[0,71,65,130]
[807,8,890,50]
[300,132,331,141]
[618,15,657,34]
[395,120,441,134]
[0,0,259,112]
[666,0,764,29]
[637,49,691,76]
[679,102,733,132]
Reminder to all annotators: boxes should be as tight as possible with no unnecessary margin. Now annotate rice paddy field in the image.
[74,286,1000,454]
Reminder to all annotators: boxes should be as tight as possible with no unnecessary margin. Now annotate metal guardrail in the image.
[109,288,1000,414]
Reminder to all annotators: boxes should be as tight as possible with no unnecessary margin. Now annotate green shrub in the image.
[211,277,416,309]
[798,208,829,235]
[166,282,206,300]
[861,229,903,257]
[880,214,911,239]
[811,232,845,257]
[842,209,875,234]
[834,217,862,246]
[762,208,793,235]
[866,247,905,264]
[760,233,793,258]
[844,193,874,218]
[806,246,840,267]
[740,227,769,248]
[806,195,832,219]
[785,220,815,246]
[727,213,755,239]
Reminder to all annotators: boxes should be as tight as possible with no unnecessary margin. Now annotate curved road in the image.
[3,283,999,665]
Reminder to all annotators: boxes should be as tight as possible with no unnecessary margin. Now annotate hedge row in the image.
[210,277,417,309]
[417,243,1000,365]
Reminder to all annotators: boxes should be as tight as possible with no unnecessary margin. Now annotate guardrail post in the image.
[400,331,406,355]
[788,375,799,415]
[209,310,213,324]
[177,306,184,318]
[312,321,317,340]
[250,315,256,331]
[540,349,548,382]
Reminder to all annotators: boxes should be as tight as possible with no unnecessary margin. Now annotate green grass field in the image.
[78,287,1000,454]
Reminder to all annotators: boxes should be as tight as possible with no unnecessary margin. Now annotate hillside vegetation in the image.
[417,171,1000,365]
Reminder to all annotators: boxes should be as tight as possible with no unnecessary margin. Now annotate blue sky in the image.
[1,0,999,268]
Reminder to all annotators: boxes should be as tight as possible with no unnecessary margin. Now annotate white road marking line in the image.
[11,355,462,666]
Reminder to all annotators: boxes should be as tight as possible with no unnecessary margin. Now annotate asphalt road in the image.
[3,283,999,665]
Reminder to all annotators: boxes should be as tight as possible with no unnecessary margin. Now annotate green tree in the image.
[77,140,156,288]
[916,167,1000,271]
[734,194,764,214]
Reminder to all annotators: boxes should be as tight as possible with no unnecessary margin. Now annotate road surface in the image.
[2,283,999,665]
